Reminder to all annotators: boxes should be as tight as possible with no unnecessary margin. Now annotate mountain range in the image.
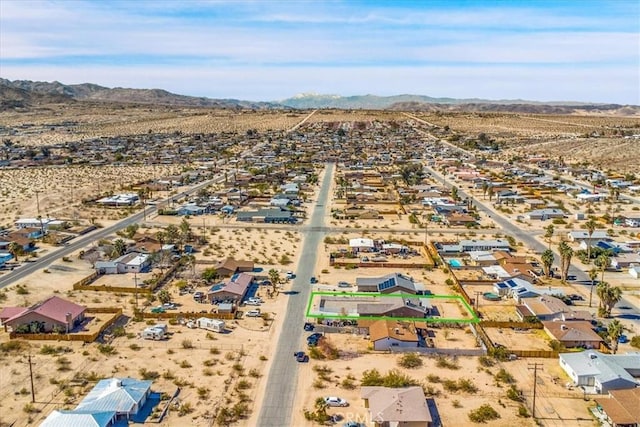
[1,78,638,115]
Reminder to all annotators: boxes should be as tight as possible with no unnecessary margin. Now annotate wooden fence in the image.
[509,349,559,359]
[73,283,152,295]
[331,260,433,269]
[9,307,123,343]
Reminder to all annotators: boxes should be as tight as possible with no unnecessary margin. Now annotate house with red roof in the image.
[0,296,86,333]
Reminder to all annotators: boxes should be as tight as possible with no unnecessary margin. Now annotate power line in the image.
[528,362,544,419]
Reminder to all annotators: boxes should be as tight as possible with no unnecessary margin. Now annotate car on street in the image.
[303,322,315,331]
[294,351,309,362]
[324,396,349,407]
[310,276,318,284]
[245,309,262,317]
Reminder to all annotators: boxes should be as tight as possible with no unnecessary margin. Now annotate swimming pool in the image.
[449,259,463,267]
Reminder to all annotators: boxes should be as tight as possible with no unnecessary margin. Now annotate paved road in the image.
[258,163,334,427]
[0,176,224,289]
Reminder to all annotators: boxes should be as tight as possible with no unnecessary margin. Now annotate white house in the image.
[368,319,420,351]
[568,230,611,242]
[526,208,566,221]
[95,253,151,274]
[349,238,375,252]
[559,351,640,394]
[14,217,64,230]
[629,266,640,279]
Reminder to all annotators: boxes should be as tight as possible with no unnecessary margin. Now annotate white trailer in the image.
[196,317,225,333]
[142,325,167,340]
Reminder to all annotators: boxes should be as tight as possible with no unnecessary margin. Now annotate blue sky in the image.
[1,0,638,103]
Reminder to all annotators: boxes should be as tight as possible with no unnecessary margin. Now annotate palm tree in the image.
[588,267,598,308]
[8,241,22,262]
[111,239,127,258]
[451,186,459,201]
[487,186,494,202]
[607,319,624,354]
[481,181,489,200]
[584,218,598,262]
[558,241,573,283]
[541,249,554,278]
[544,224,555,249]
[595,251,612,283]
[604,286,623,318]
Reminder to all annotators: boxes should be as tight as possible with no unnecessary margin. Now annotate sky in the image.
[1,0,639,104]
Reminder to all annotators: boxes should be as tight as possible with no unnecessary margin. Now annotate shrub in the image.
[468,404,500,423]
[435,356,460,370]
[506,385,525,402]
[495,368,515,384]
[398,352,423,369]
[341,375,357,390]
[97,344,117,356]
[179,360,192,368]
[630,335,640,349]
[0,340,29,353]
[517,405,530,418]
[139,368,160,380]
[181,339,194,349]
[129,343,141,351]
[427,374,441,383]
[478,356,495,367]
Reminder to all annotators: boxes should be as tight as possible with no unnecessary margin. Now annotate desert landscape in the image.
[1,98,640,427]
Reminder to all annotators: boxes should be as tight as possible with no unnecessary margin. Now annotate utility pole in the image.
[528,362,543,419]
[28,353,35,403]
[474,291,482,312]
[134,272,139,308]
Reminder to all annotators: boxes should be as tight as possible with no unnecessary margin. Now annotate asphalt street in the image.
[257,163,334,427]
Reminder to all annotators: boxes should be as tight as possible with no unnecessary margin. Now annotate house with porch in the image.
[366,319,421,351]
[0,295,86,333]
[207,272,254,304]
[559,351,640,394]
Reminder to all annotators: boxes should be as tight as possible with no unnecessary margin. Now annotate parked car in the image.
[245,298,262,306]
[324,396,349,407]
[193,291,205,301]
[286,270,296,280]
[294,351,309,362]
[343,422,365,427]
[303,322,315,331]
[310,276,318,284]
[337,281,351,288]
[151,306,165,313]
[618,335,629,343]
[307,332,324,346]
[246,309,262,317]
[163,303,177,310]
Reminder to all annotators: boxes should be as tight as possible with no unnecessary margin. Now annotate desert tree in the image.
[558,241,573,283]
[541,249,554,278]
[607,319,624,354]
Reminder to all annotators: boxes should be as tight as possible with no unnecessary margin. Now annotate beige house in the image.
[361,386,433,427]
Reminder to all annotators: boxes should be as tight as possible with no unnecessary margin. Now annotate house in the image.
[526,208,566,221]
[214,258,255,277]
[141,325,167,340]
[0,234,35,252]
[443,212,477,227]
[0,295,86,333]
[95,253,151,274]
[15,217,64,230]
[40,410,123,427]
[519,295,590,321]
[96,194,139,206]
[568,230,611,242]
[576,193,607,203]
[176,204,206,216]
[594,388,640,427]
[356,273,417,294]
[349,238,376,253]
[75,377,152,419]
[236,208,296,223]
[207,272,254,303]
[361,386,432,426]
[625,217,640,228]
[542,321,603,348]
[494,279,563,301]
[358,297,431,318]
[611,253,640,270]
[559,351,640,393]
[468,251,497,266]
[367,319,421,351]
